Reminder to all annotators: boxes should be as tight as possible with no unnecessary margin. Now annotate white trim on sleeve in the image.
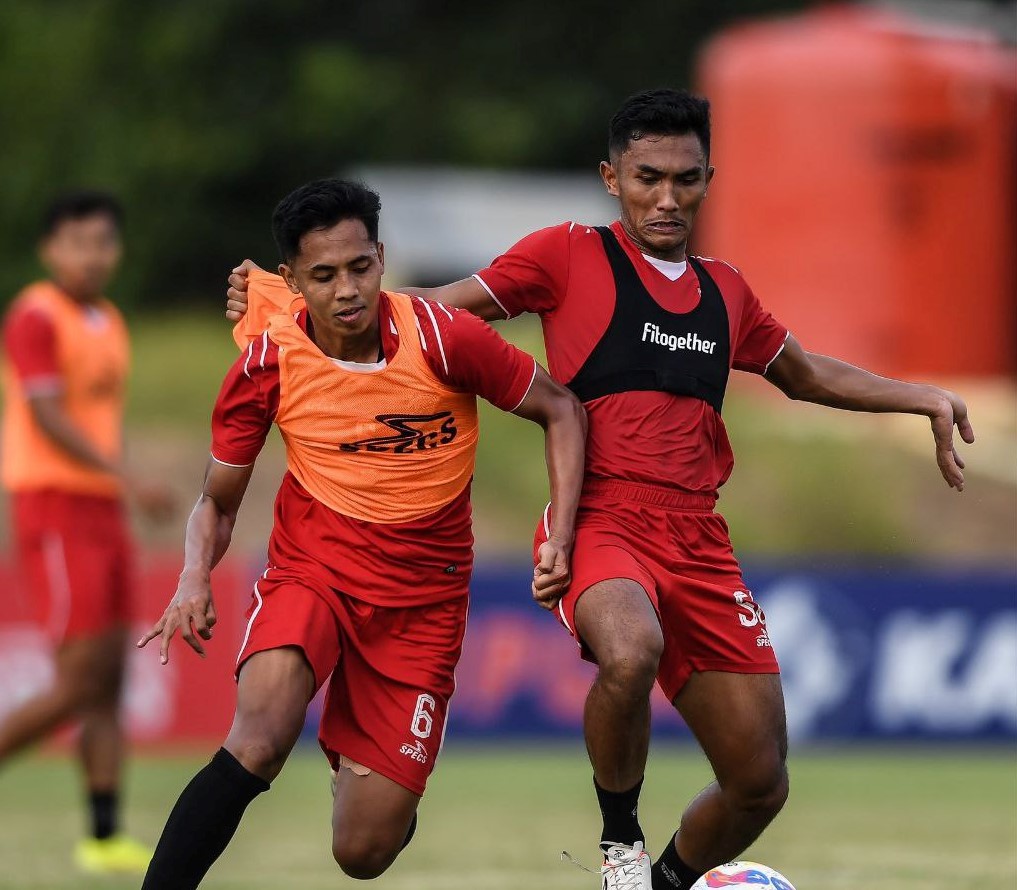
[211,453,254,469]
[418,299,450,375]
[763,332,791,375]
[508,360,538,413]
[471,273,512,319]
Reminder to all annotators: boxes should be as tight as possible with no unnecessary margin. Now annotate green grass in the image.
[0,746,1014,888]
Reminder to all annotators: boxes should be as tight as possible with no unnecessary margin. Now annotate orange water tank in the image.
[696,5,1016,378]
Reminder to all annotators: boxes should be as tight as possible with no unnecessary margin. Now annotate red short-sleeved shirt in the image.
[475,220,788,495]
[212,293,537,607]
[3,304,63,396]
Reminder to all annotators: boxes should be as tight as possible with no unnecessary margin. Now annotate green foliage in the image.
[0,0,809,308]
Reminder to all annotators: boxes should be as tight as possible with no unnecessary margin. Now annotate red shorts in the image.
[535,479,779,702]
[236,569,468,797]
[11,489,135,644]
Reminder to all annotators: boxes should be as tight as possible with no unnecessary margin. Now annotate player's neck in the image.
[309,314,383,364]
[48,278,103,305]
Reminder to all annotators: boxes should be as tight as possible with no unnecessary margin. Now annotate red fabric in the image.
[236,570,466,796]
[476,220,789,494]
[11,490,134,642]
[534,482,779,702]
[211,292,536,468]
[3,304,61,392]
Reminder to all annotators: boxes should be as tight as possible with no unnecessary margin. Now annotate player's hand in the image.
[129,478,177,524]
[226,259,263,321]
[926,387,975,491]
[532,537,572,610]
[136,574,217,664]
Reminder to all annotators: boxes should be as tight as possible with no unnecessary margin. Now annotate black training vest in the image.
[566,226,731,413]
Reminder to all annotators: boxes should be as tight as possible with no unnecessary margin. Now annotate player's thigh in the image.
[53,628,126,706]
[675,671,788,788]
[226,647,317,758]
[574,576,663,670]
[331,766,420,860]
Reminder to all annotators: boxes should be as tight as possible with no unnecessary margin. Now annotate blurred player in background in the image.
[0,191,174,875]
[227,91,973,890]
[139,179,585,889]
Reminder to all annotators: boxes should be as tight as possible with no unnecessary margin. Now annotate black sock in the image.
[88,790,117,840]
[142,748,270,890]
[651,831,703,889]
[594,776,645,847]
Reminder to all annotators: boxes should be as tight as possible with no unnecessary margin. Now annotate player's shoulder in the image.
[236,324,283,382]
[4,283,58,331]
[691,255,752,295]
[405,292,467,346]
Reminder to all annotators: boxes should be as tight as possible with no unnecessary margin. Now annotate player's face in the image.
[600,133,714,262]
[280,218,385,345]
[39,214,122,301]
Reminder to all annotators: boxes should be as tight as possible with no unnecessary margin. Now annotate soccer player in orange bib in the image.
[0,191,174,874]
[137,179,586,889]
[227,90,974,890]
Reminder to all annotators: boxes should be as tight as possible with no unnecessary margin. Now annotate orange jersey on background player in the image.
[2,280,129,496]
[213,273,536,607]
[2,280,134,642]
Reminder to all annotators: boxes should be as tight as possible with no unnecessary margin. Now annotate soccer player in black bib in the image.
[226,90,973,889]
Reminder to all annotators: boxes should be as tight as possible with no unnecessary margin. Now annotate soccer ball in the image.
[691,861,796,890]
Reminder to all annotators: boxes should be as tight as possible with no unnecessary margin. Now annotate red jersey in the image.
[475,220,788,496]
[212,293,536,607]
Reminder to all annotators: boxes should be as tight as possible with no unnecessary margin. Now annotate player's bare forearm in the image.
[766,334,974,490]
[183,458,254,575]
[767,339,940,414]
[398,278,508,321]
[512,366,586,607]
[138,458,253,662]
[29,394,121,476]
[513,366,586,543]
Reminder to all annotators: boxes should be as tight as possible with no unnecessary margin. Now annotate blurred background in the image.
[0,1,1014,888]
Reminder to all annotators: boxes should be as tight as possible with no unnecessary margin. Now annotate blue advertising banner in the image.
[435,564,1017,742]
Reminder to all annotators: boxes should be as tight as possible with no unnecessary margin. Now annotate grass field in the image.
[1,746,1014,889]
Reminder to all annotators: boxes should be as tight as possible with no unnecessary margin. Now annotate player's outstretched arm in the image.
[765,334,975,491]
[510,366,588,609]
[226,260,506,322]
[137,457,254,663]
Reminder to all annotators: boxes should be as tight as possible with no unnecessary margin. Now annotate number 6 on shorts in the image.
[411,693,436,740]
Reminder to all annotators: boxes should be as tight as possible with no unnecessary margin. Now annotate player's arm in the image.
[510,367,587,609]
[137,458,254,664]
[7,309,172,518]
[764,334,975,491]
[226,260,506,322]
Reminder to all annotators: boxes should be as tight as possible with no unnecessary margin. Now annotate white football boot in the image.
[600,841,653,890]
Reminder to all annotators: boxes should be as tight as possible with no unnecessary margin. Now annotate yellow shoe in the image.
[74,834,153,874]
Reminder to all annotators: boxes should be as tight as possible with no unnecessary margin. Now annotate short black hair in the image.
[41,190,124,238]
[271,178,382,263]
[608,88,712,159]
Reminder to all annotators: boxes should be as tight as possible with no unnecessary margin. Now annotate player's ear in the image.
[376,241,385,274]
[278,263,301,295]
[600,160,620,197]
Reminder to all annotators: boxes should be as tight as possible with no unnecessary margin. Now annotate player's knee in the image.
[226,735,292,782]
[597,627,663,692]
[728,757,789,823]
[331,832,399,880]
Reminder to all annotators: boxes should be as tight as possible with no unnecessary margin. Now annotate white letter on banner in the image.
[872,610,1017,733]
